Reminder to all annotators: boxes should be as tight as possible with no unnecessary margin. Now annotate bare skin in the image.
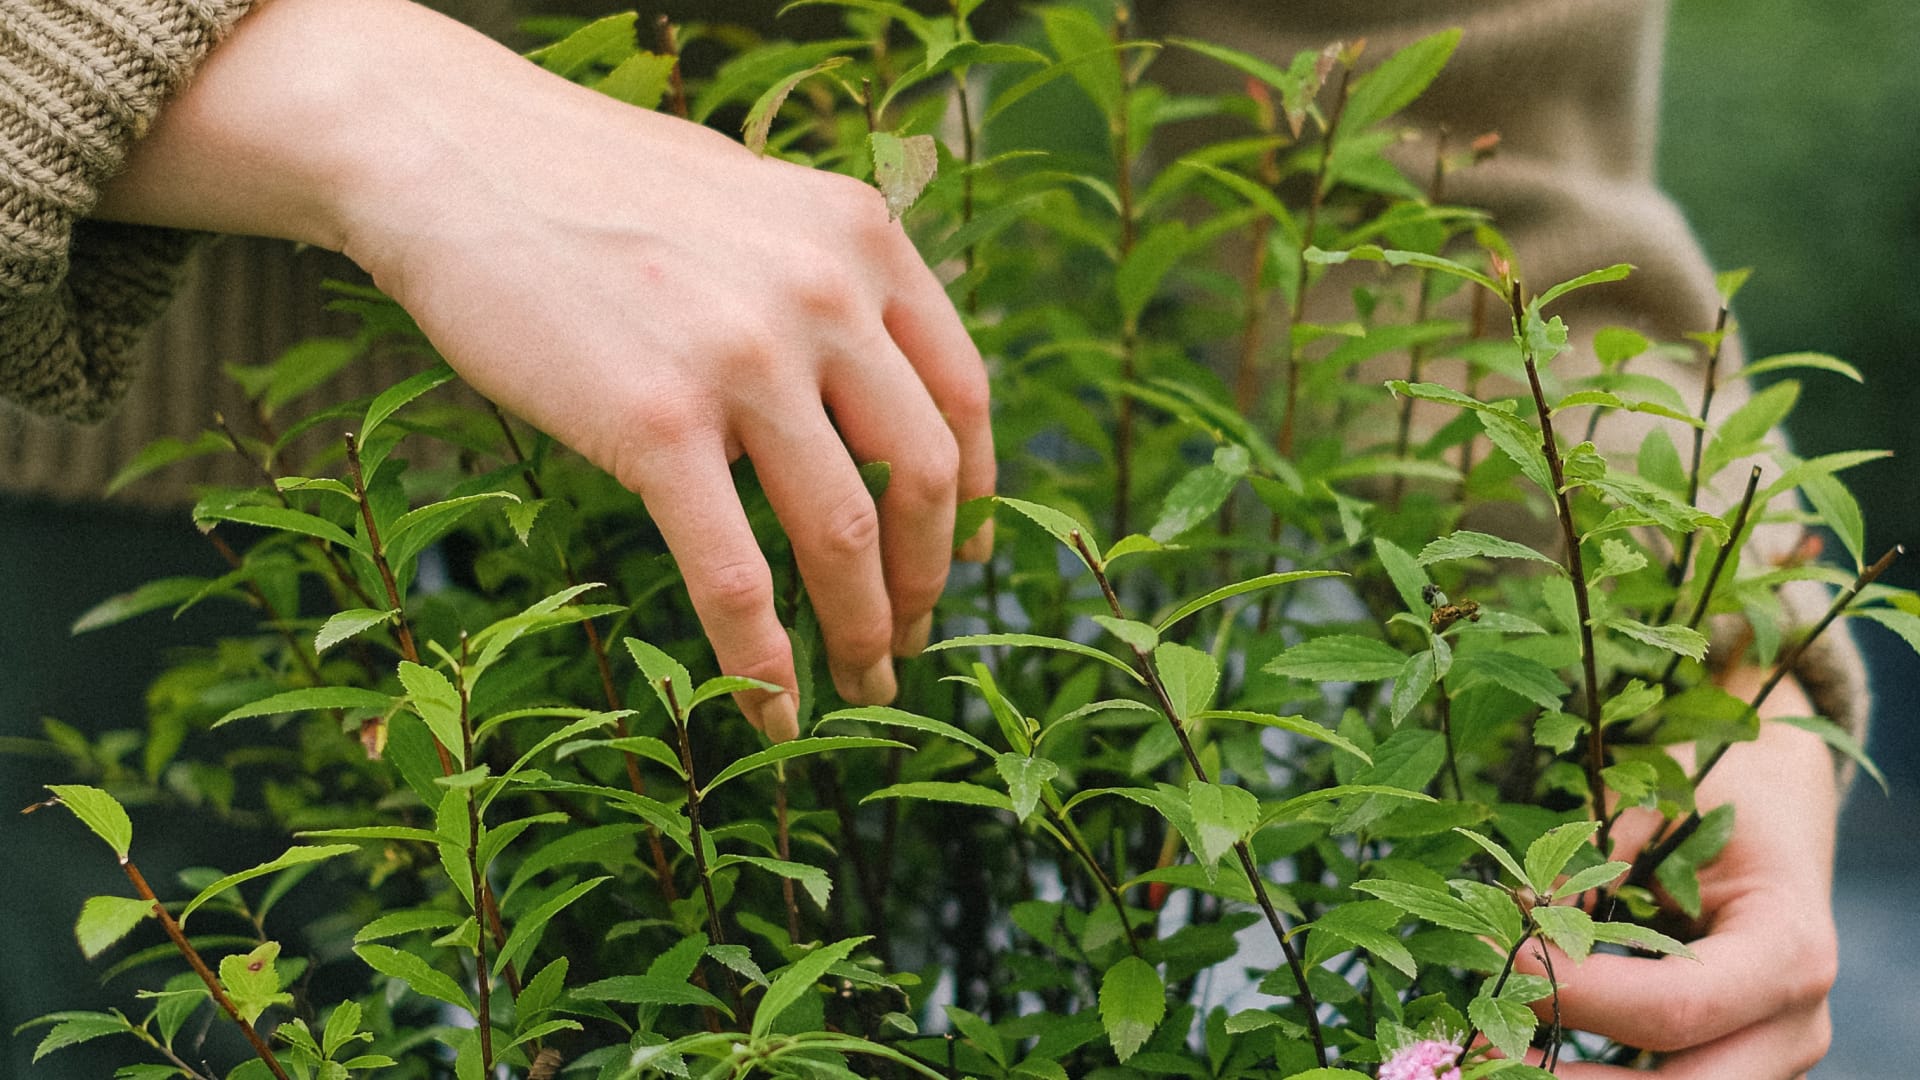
[96,0,995,741]
[1517,671,1838,1078]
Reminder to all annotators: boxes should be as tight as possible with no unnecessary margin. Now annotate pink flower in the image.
[1378,1038,1463,1080]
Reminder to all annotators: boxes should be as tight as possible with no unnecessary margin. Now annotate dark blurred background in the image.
[1660,1,1920,1075]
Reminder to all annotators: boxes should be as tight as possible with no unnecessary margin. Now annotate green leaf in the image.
[862,781,1013,813]
[1349,879,1495,938]
[1656,803,1736,919]
[994,496,1100,569]
[397,661,465,767]
[1310,245,1500,293]
[595,50,677,109]
[1529,904,1597,962]
[179,846,355,928]
[869,131,938,220]
[1153,642,1218,722]
[385,493,519,572]
[216,686,393,730]
[32,1014,130,1062]
[1533,263,1633,310]
[495,876,608,975]
[356,943,474,1012]
[1092,616,1158,653]
[1264,635,1407,682]
[1340,30,1461,133]
[219,941,291,1025]
[623,636,693,719]
[702,736,909,796]
[1374,537,1431,615]
[819,705,995,758]
[1453,829,1528,887]
[106,431,230,496]
[1593,327,1650,367]
[572,974,728,1012]
[1479,410,1555,493]
[1523,822,1601,896]
[315,608,396,654]
[1603,617,1710,662]
[1148,454,1240,543]
[1186,781,1259,867]
[706,944,769,987]
[1800,470,1866,570]
[995,754,1060,824]
[197,504,364,553]
[714,854,833,910]
[1098,956,1165,1064]
[1118,220,1192,328]
[1196,710,1369,763]
[1556,860,1630,899]
[1156,571,1344,632]
[353,909,462,943]
[754,936,871,1039]
[1739,351,1863,383]
[1039,6,1124,116]
[70,575,230,634]
[1417,530,1559,567]
[1390,650,1437,727]
[45,785,133,859]
[1469,988,1537,1061]
[1448,651,1566,710]
[526,13,637,78]
[75,895,154,959]
[926,633,1141,682]
[1589,919,1694,959]
[742,57,849,154]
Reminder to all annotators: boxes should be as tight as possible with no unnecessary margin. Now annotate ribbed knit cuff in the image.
[0,0,255,421]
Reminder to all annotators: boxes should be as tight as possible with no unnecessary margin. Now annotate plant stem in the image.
[1508,282,1609,856]
[1659,465,1762,685]
[216,412,380,611]
[456,641,494,1074]
[654,15,689,121]
[1669,307,1731,592]
[1437,685,1465,800]
[1628,543,1902,887]
[1070,530,1327,1066]
[1111,5,1139,539]
[1046,804,1143,959]
[776,763,803,943]
[661,678,743,1016]
[122,859,292,1080]
[1453,927,1537,1069]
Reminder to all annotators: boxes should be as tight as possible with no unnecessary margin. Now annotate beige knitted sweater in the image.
[0,0,1870,744]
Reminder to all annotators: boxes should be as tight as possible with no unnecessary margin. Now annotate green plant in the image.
[14,5,1915,1079]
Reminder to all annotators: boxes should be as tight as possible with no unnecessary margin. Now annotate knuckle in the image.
[1788,930,1840,1003]
[812,487,881,561]
[698,558,775,620]
[889,433,960,509]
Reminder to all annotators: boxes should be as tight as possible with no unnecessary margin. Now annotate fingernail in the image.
[754,692,799,743]
[850,657,897,705]
[957,518,995,563]
[893,611,934,658]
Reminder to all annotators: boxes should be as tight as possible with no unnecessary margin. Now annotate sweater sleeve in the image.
[0,0,254,422]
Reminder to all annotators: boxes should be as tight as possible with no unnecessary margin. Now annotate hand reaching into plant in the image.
[93,0,995,741]
[1517,670,1838,1078]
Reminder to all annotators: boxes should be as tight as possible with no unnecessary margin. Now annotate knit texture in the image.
[0,0,253,420]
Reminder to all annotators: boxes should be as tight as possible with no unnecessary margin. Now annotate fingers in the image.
[825,338,960,659]
[740,401,899,708]
[1519,999,1830,1080]
[882,250,996,561]
[630,429,799,742]
[1514,907,1836,1056]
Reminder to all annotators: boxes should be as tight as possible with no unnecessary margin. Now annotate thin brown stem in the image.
[1047,804,1143,959]
[776,764,802,943]
[1454,928,1537,1069]
[662,678,743,1017]
[215,413,380,611]
[1510,282,1609,855]
[653,15,689,121]
[1070,530,1327,1065]
[1669,307,1731,592]
[1437,685,1465,800]
[1659,466,1763,684]
[123,860,291,1080]
[1628,543,1901,889]
[456,644,494,1074]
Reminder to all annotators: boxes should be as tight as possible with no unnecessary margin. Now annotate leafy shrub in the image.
[16,5,1915,1079]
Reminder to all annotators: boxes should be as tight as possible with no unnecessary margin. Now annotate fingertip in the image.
[762,692,799,743]
[833,656,897,706]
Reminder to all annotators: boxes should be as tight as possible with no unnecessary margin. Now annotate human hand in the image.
[97,0,994,741]
[1514,671,1838,1077]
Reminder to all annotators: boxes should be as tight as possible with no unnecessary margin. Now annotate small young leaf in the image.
[994,496,1101,569]
[1453,829,1528,887]
[315,608,397,654]
[995,754,1060,824]
[397,662,466,767]
[1417,530,1559,568]
[180,846,355,928]
[75,895,155,959]
[1264,635,1407,682]
[1469,988,1537,1061]
[754,936,871,1039]
[1099,956,1165,1063]
[1187,781,1259,867]
[1153,642,1219,722]
[742,57,850,154]
[219,942,292,1024]
[45,785,133,859]
[869,131,938,219]
[1522,821,1601,896]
